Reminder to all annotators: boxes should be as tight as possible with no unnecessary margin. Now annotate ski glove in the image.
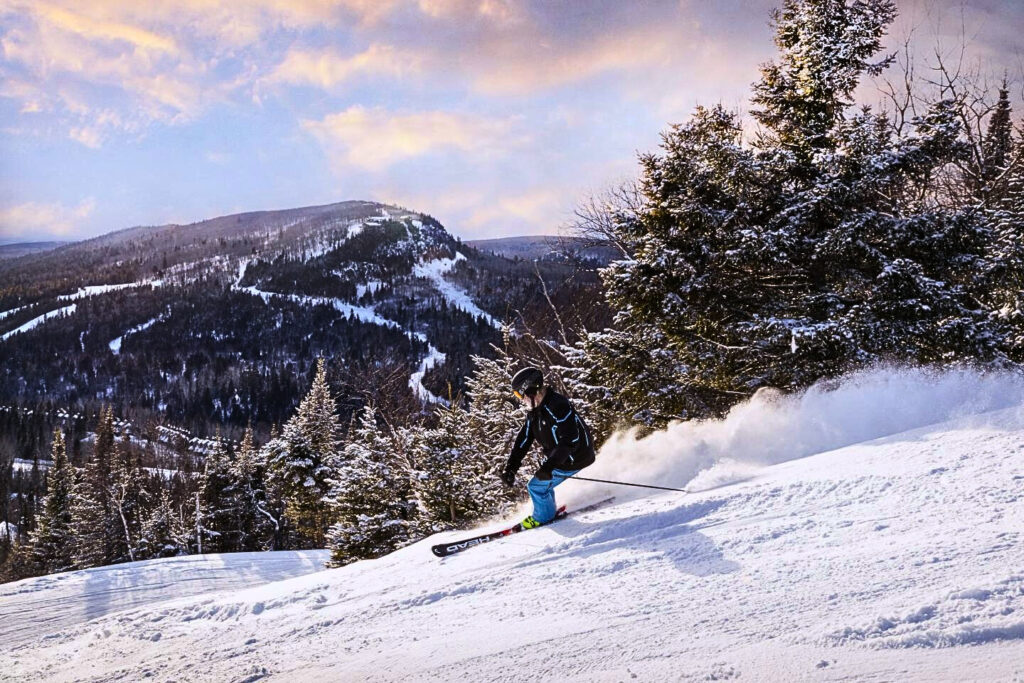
[534,468,552,481]
[500,468,516,487]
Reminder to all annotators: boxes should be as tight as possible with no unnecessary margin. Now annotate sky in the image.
[1,0,1022,244]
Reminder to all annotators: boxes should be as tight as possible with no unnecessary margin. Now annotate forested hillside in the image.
[0,201,606,433]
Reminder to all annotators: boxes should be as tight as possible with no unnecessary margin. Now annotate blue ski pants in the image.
[527,468,580,523]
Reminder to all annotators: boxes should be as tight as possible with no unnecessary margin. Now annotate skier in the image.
[500,367,596,529]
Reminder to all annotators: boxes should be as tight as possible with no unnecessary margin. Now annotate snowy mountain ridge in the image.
[2,367,1022,681]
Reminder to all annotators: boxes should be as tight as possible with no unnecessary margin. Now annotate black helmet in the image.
[511,367,544,399]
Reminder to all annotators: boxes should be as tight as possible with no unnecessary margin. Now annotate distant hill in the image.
[466,236,619,265]
[0,241,67,259]
[0,200,608,439]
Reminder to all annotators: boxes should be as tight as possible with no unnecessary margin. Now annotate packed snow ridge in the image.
[2,367,1023,681]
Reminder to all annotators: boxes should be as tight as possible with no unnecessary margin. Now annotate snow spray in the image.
[568,366,1024,504]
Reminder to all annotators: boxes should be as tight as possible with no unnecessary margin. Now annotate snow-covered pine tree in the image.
[223,426,275,551]
[981,82,1015,204]
[109,436,145,562]
[258,423,288,550]
[71,406,118,568]
[326,406,415,565]
[587,104,789,419]
[751,0,896,163]
[137,488,188,560]
[462,337,529,500]
[986,130,1024,357]
[562,323,711,429]
[30,429,76,574]
[265,358,342,547]
[571,0,1012,424]
[411,400,505,528]
[198,433,234,553]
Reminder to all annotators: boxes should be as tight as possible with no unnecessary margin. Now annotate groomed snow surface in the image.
[3,368,1024,682]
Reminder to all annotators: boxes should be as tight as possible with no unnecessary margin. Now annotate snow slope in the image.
[0,551,329,650]
[3,369,1024,682]
[234,255,450,404]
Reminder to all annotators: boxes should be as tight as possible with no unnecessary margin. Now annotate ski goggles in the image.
[513,387,539,400]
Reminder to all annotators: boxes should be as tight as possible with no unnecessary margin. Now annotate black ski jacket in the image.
[506,390,595,479]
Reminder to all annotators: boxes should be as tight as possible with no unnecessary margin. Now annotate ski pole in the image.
[570,475,689,494]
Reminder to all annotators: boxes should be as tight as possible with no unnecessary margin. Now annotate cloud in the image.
[33,2,178,55]
[0,198,95,240]
[1,3,207,144]
[462,187,566,231]
[302,105,524,171]
[268,43,421,89]
[69,126,102,148]
[464,25,684,96]
[376,179,586,240]
[416,0,525,24]
[205,151,232,164]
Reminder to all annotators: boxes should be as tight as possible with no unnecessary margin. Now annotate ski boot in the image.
[519,515,543,530]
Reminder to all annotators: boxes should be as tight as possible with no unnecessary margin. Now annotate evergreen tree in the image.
[0,539,36,582]
[72,406,117,568]
[326,407,415,565]
[986,132,1024,357]
[227,426,276,551]
[137,488,190,560]
[198,434,234,553]
[751,0,896,163]
[462,338,525,463]
[30,429,76,573]
[571,0,1011,425]
[411,401,504,528]
[982,82,1015,202]
[258,424,288,550]
[265,358,341,547]
[109,436,145,562]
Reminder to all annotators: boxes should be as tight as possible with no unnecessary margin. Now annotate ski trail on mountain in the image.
[231,226,452,404]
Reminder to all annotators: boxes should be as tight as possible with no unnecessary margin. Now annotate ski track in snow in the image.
[57,283,150,302]
[0,304,29,321]
[408,343,447,404]
[2,280,164,342]
[3,400,1024,681]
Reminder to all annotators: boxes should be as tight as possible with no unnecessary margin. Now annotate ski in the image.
[431,497,615,558]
